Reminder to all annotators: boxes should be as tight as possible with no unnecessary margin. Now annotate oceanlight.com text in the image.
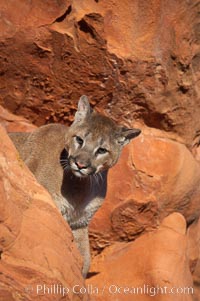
[24,283,194,297]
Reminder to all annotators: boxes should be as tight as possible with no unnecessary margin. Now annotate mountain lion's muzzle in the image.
[69,155,96,177]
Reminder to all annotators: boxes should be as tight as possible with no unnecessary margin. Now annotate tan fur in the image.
[9,96,141,277]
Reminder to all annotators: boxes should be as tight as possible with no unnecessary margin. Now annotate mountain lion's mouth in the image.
[71,168,89,178]
[68,157,96,177]
[70,163,94,178]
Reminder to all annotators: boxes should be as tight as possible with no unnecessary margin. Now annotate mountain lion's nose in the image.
[75,161,87,169]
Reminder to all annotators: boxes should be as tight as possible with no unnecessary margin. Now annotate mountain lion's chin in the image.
[71,169,89,178]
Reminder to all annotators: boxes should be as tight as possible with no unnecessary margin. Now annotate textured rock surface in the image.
[0,104,36,132]
[0,0,199,146]
[0,0,200,299]
[0,125,87,301]
[87,213,194,301]
[89,127,200,254]
[187,217,200,301]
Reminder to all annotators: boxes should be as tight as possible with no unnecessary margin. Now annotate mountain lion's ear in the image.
[118,127,141,146]
[73,95,92,124]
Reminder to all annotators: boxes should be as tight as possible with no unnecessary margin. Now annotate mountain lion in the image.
[9,95,141,277]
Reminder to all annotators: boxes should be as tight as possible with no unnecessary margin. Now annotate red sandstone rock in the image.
[0,105,36,132]
[187,218,200,301]
[89,127,200,254]
[0,1,200,297]
[0,125,87,301]
[87,213,194,301]
[0,1,199,146]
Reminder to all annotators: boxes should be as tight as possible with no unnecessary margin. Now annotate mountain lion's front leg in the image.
[72,227,90,278]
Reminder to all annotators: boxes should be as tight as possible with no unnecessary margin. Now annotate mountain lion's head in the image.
[65,95,141,177]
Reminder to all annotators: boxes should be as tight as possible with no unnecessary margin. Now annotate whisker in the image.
[94,174,100,188]
[90,174,95,192]
[99,172,103,183]
[61,162,69,168]
[94,174,96,187]
[61,158,70,173]
[89,176,92,192]
[64,165,70,172]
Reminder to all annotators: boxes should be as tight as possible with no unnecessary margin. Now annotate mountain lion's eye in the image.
[97,147,108,155]
[75,136,84,146]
